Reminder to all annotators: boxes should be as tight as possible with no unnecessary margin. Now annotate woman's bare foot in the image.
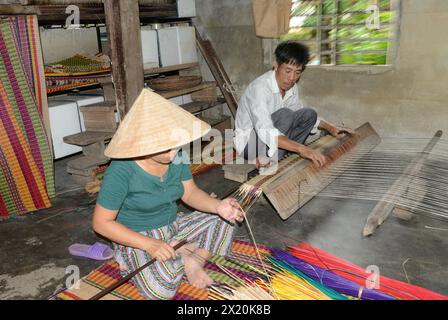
[118,263,129,272]
[182,254,213,289]
[169,240,212,288]
[114,255,129,272]
[169,240,198,257]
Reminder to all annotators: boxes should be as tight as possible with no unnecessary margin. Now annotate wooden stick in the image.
[363,130,443,237]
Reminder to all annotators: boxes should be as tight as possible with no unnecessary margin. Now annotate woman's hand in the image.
[216,198,244,224]
[143,238,177,262]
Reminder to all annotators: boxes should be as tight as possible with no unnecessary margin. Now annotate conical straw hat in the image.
[105,89,211,159]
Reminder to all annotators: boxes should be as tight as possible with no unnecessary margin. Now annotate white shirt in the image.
[234,70,320,157]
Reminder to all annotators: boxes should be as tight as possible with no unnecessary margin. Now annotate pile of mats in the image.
[0,16,55,220]
[50,240,447,300]
[45,54,111,95]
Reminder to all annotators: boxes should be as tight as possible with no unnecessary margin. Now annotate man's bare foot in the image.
[255,156,271,170]
[182,254,213,289]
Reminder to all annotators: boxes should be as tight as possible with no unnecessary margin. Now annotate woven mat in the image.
[45,54,111,75]
[50,239,447,301]
[0,16,54,219]
[51,240,271,301]
[46,81,99,95]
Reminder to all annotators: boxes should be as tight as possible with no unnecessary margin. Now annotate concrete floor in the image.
[0,154,447,299]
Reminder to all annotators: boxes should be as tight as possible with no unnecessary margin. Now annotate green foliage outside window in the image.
[282,0,396,65]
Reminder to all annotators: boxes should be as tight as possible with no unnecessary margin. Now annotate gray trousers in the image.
[243,108,318,161]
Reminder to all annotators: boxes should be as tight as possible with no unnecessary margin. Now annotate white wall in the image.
[40,27,99,64]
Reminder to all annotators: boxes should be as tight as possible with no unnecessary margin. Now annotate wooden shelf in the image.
[63,131,115,147]
[47,83,102,97]
[198,114,231,128]
[181,98,226,115]
[79,101,116,112]
[67,156,110,176]
[144,63,199,76]
[154,82,216,99]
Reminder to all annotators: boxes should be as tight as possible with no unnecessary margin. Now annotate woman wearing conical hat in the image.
[92,89,243,300]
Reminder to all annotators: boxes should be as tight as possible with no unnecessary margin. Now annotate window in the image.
[282,0,400,66]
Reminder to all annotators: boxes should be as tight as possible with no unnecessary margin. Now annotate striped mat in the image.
[51,240,271,301]
[0,16,54,220]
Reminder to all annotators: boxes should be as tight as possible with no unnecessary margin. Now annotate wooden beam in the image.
[104,0,144,118]
[156,82,216,99]
[3,0,174,4]
[144,62,199,75]
[0,4,40,15]
[363,130,443,237]
[0,4,177,26]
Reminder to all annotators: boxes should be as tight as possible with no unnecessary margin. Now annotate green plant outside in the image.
[283,0,394,65]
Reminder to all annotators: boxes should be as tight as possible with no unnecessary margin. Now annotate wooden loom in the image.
[234,122,382,220]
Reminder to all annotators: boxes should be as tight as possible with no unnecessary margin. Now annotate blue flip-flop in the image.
[68,242,114,261]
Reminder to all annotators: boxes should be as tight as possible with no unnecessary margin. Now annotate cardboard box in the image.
[157,26,198,67]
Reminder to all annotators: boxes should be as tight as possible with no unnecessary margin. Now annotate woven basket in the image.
[191,84,218,103]
[148,75,202,91]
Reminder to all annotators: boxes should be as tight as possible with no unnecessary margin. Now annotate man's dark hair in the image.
[275,41,310,69]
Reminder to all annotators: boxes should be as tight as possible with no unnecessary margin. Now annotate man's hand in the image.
[216,198,244,224]
[298,146,327,168]
[329,126,356,138]
[277,136,326,167]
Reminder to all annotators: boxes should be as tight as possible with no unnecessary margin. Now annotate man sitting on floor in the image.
[234,41,355,170]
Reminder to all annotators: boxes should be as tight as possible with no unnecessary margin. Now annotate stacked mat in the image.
[0,16,55,220]
[45,54,111,94]
[50,240,447,301]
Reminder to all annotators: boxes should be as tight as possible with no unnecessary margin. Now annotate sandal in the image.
[68,242,114,261]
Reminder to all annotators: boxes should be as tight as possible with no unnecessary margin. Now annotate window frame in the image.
[279,0,402,72]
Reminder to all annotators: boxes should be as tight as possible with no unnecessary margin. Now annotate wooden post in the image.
[104,0,144,118]
[363,130,443,237]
